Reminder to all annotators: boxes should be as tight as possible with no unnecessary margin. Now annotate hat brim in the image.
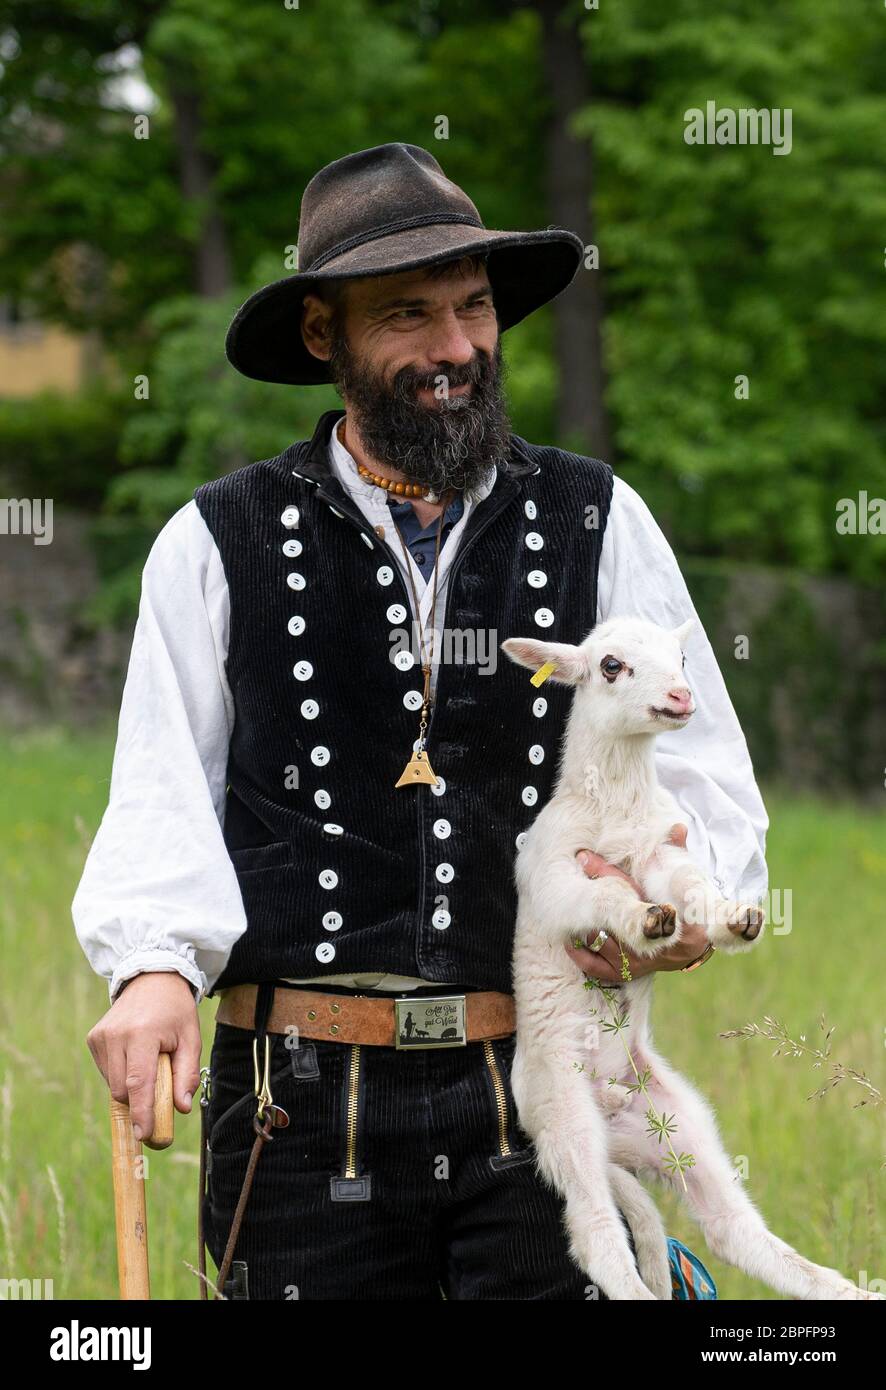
[224,224,584,386]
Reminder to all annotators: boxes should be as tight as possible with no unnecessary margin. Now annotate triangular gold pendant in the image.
[395,749,439,788]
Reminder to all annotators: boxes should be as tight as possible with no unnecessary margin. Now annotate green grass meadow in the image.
[1,724,883,1300]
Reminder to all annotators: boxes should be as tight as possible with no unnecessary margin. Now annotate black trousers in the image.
[202,985,640,1300]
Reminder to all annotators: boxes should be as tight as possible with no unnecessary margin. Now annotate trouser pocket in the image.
[330,1042,372,1202]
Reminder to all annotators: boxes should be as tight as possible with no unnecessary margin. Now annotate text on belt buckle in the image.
[394,995,467,1049]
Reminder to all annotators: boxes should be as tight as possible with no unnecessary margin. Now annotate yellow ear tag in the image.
[530,661,557,687]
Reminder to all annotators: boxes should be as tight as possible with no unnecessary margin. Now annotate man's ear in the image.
[301,292,334,363]
[500,638,589,686]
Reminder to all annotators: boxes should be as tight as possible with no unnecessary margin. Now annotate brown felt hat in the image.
[224,142,585,386]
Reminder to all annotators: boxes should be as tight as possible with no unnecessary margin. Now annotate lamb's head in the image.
[501,615,697,738]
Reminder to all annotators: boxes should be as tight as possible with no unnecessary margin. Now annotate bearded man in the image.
[74,143,767,1300]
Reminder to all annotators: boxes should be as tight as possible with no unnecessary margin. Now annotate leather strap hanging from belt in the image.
[199,981,287,1300]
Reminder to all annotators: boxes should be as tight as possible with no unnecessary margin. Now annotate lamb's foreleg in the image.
[520,858,680,958]
[637,844,764,953]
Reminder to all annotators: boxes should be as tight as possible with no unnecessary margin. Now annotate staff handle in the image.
[109,1053,175,1300]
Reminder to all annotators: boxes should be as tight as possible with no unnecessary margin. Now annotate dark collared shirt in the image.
[385,491,465,573]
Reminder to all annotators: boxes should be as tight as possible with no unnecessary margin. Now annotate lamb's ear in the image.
[500,637,589,686]
[671,616,697,648]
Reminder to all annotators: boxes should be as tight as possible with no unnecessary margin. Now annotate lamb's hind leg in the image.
[607,1166,671,1300]
[613,1057,882,1300]
[530,1083,660,1300]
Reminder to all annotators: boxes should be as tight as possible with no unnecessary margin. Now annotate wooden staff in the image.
[109,1052,175,1300]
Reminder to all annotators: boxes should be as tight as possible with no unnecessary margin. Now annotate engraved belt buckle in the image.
[394,994,467,1049]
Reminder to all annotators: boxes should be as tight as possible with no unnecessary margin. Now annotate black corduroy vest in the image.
[194,409,613,995]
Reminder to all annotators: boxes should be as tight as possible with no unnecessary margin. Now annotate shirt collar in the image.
[327,413,498,506]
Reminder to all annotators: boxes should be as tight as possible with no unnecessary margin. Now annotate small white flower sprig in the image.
[571,936,696,1192]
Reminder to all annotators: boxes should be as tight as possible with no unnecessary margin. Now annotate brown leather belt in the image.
[215,983,516,1047]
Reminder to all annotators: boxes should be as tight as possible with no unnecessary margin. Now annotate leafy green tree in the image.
[575,0,886,580]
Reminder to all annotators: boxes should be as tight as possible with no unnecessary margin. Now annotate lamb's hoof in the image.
[643,903,677,939]
[726,904,764,941]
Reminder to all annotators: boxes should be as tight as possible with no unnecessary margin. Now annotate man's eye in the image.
[601,656,622,676]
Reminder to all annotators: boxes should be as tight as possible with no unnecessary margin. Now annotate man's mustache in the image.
[392,359,490,396]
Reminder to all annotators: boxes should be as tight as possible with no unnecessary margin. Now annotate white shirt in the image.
[72,420,769,1003]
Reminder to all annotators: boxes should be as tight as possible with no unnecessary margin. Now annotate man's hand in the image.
[565,823,710,983]
[86,972,201,1142]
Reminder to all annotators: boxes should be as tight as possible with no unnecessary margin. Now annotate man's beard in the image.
[327,323,513,501]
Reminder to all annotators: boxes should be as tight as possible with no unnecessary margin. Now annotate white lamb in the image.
[501,614,880,1301]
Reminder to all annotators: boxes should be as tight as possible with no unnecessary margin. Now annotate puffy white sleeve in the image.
[596,476,769,905]
[71,499,247,1004]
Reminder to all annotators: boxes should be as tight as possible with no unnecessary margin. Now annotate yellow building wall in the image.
[0,325,95,397]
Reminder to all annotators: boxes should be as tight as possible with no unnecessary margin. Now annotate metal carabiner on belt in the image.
[252,1035,290,1130]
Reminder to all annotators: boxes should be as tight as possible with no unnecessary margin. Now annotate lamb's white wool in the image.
[501,615,880,1302]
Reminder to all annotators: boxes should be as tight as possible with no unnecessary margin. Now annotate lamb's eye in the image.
[682,654,686,667]
[601,656,622,677]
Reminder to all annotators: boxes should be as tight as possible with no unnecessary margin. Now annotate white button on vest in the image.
[300,699,319,719]
[430,776,446,796]
[433,818,451,839]
[322,911,342,931]
[376,565,394,586]
[435,862,454,883]
[515,832,528,850]
[403,690,423,711]
[525,532,544,551]
[521,785,538,806]
[360,532,374,548]
[386,603,407,624]
[534,608,555,627]
[319,869,338,889]
[292,660,313,681]
[323,822,344,837]
[288,615,306,636]
[315,941,336,963]
[281,506,300,528]
[533,696,548,717]
[310,746,330,766]
[528,744,545,764]
[282,538,303,558]
[432,909,451,930]
[394,650,415,671]
[287,572,306,591]
[524,499,537,519]
[327,505,345,519]
[527,569,547,588]
[315,789,331,809]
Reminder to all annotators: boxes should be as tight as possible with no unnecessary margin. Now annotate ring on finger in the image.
[587,929,609,953]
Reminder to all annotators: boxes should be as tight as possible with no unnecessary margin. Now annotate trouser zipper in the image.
[483,1039,513,1158]
[344,1042,361,1178]
[330,1043,372,1201]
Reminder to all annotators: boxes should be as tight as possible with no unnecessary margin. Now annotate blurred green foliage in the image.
[0,0,884,617]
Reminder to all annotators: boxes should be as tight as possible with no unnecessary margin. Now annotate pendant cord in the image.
[391,490,453,706]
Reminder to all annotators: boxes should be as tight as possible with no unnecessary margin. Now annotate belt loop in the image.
[253,981,276,1051]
